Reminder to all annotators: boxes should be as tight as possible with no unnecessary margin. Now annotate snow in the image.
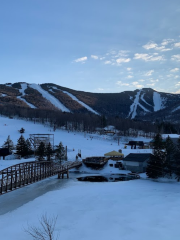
[138,102,150,112]
[162,134,180,139]
[62,90,100,115]
[172,106,180,113]
[1,175,180,240]
[29,84,70,112]
[1,116,179,240]
[1,93,7,97]
[128,90,141,119]
[128,91,150,118]
[153,92,163,112]
[17,83,36,108]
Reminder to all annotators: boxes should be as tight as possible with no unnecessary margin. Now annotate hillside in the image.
[1,82,180,122]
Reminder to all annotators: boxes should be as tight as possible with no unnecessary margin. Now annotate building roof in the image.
[124,153,152,162]
[104,150,124,156]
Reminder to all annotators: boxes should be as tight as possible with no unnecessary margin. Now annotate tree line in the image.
[146,134,180,181]
[0,103,167,135]
[2,135,67,162]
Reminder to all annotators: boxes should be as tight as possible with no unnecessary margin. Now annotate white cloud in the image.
[134,53,165,61]
[167,74,173,78]
[161,38,174,46]
[175,82,180,87]
[100,57,105,60]
[132,82,139,85]
[143,40,173,52]
[91,55,98,60]
[174,42,180,48]
[171,54,180,61]
[127,75,133,79]
[136,84,144,88]
[116,58,131,64]
[147,83,155,86]
[74,56,87,63]
[175,75,180,79]
[127,68,132,71]
[143,41,157,50]
[144,70,154,76]
[132,81,144,88]
[170,68,179,72]
[161,48,172,52]
[150,79,159,83]
[116,81,130,86]
[96,88,104,91]
[104,60,111,65]
[139,79,145,82]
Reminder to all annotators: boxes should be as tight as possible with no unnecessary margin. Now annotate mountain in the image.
[1,82,180,122]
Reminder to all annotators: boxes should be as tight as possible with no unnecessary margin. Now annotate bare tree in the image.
[25,214,59,240]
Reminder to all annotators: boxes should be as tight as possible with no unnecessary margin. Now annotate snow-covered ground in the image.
[1,116,179,240]
[62,90,100,115]
[29,84,70,112]
[17,83,36,109]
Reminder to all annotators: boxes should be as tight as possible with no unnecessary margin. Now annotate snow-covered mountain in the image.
[1,82,180,122]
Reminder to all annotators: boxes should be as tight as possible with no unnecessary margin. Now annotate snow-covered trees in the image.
[55,142,67,163]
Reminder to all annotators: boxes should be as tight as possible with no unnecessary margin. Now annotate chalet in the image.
[123,153,153,173]
[0,148,11,160]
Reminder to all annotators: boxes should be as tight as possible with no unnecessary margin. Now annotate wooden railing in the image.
[0,160,82,195]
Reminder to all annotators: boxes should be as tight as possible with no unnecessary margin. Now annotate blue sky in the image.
[0,0,180,93]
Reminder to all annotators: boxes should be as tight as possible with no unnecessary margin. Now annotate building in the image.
[123,153,153,173]
[0,148,10,160]
[126,141,144,149]
[104,150,124,160]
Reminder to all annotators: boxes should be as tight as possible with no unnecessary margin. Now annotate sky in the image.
[0,0,180,93]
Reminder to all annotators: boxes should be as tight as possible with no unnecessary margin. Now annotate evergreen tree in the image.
[2,135,14,152]
[36,142,46,161]
[55,142,66,164]
[16,135,28,158]
[146,133,165,178]
[26,138,33,156]
[164,136,175,178]
[46,142,53,161]
[174,137,180,181]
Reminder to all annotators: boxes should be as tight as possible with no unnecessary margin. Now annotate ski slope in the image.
[62,90,100,115]
[29,84,70,112]
[153,92,163,111]
[17,83,36,108]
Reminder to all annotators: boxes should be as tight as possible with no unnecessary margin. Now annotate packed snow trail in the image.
[29,84,70,112]
[62,90,100,115]
[128,90,141,119]
[153,92,162,111]
[17,83,36,108]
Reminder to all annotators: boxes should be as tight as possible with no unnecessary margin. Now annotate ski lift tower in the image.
[29,134,54,151]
